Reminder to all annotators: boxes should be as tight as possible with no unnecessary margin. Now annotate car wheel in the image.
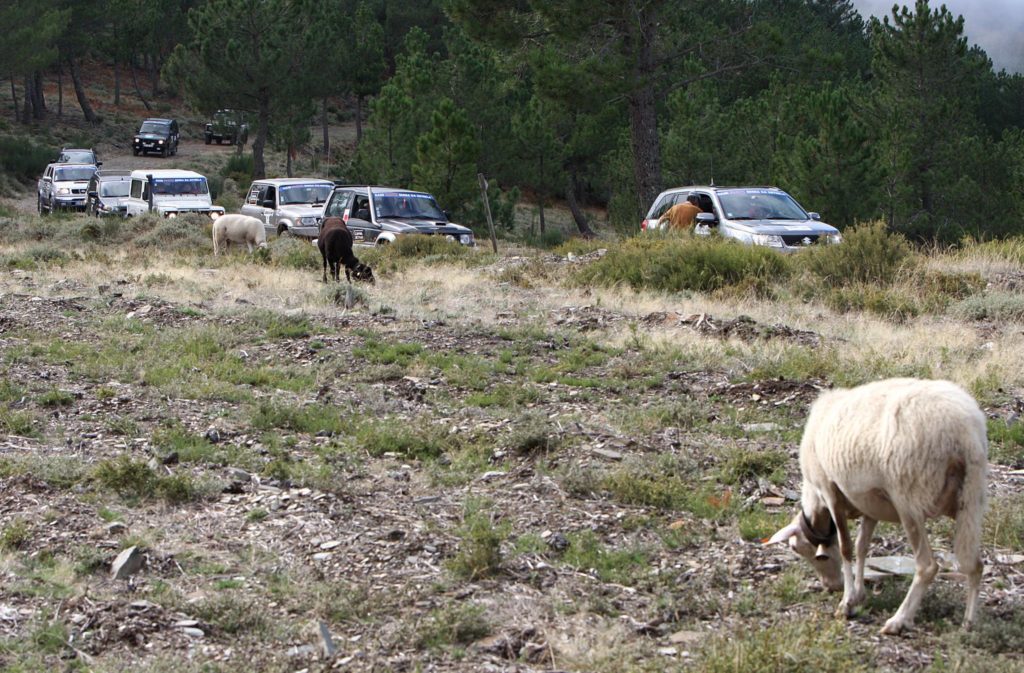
[205,135,211,145]
[133,149,139,156]
[277,223,289,236]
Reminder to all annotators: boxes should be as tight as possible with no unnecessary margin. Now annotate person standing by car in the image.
[659,194,703,230]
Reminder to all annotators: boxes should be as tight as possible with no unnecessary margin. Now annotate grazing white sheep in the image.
[212,214,267,255]
[767,378,988,635]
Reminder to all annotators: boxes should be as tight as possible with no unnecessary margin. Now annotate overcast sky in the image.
[851,0,1024,73]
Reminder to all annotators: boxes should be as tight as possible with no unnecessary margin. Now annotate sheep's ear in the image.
[764,518,801,545]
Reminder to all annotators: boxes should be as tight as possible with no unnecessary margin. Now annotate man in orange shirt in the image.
[659,194,703,230]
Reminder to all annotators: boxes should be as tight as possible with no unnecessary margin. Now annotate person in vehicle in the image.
[659,194,703,230]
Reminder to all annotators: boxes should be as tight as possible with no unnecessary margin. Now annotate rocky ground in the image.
[1,249,1024,672]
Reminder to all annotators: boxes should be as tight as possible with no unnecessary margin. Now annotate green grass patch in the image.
[1,518,31,551]
[416,603,492,651]
[799,220,913,288]
[988,419,1024,467]
[717,446,789,485]
[560,529,648,586]
[36,389,75,408]
[353,335,424,366]
[91,456,205,504]
[953,292,1024,322]
[446,498,508,581]
[984,493,1024,551]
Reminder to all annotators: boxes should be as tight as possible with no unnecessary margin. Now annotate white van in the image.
[123,170,225,219]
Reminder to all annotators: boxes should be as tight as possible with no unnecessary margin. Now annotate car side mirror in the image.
[96,161,103,167]
[88,191,97,197]
[808,212,821,221]
[261,199,274,208]
[696,212,717,226]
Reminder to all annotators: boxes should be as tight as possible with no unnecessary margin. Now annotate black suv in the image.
[133,118,180,157]
[320,185,475,247]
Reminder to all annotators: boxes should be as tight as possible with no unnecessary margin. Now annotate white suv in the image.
[123,169,225,220]
[37,163,97,214]
[642,186,842,251]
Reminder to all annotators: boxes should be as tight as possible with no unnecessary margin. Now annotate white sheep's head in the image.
[767,511,843,592]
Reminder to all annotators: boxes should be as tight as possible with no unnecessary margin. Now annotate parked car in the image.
[240,178,335,238]
[642,185,842,251]
[37,163,97,214]
[58,147,101,166]
[123,169,225,219]
[320,185,475,247]
[132,118,180,157]
[204,109,249,145]
[85,170,132,217]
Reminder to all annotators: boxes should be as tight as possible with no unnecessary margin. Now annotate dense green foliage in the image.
[3,0,1024,241]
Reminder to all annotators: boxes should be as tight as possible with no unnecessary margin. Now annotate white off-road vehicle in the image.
[123,169,225,220]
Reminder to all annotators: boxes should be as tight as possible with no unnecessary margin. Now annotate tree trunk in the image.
[10,78,19,122]
[355,94,363,145]
[538,197,546,234]
[148,53,159,98]
[286,143,294,177]
[321,98,330,159]
[57,61,63,116]
[129,61,152,111]
[113,59,121,106]
[252,94,271,179]
[565,170,595,238]
[68,57,99,124]
[32,71,46,119]
[22,75,32,123]
[626,4,662,217]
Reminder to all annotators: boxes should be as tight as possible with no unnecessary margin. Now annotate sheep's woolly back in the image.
[213,214,267,249]
[799,378,988,523]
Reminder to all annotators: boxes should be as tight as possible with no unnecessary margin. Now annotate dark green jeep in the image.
[204,109,250,146]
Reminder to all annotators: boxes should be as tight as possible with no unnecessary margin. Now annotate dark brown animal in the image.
[318,217,374,283]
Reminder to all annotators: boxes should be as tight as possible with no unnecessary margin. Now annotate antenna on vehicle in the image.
[709,156,714,187]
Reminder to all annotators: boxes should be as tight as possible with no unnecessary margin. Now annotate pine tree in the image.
[412,98,481,214]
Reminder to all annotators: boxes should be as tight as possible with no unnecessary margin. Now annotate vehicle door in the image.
[39,166,54,199]
[346,192,376,244]
[694,191,723,235]
[240,182,265,224]
[126,178,145,215]
[320,190,354,238]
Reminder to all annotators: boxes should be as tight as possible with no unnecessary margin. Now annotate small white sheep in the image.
[212,214,267,255]
[768,378,988,635]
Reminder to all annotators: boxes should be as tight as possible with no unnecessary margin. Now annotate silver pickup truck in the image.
[37,163,97,214]
[240,178,335,238]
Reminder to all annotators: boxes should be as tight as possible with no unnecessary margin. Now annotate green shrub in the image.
[0,136,54,183]
[271,237,320,270]
[91,456,199,503]
[800,221,913,287]
[447,498,507,580]
[953,292,1024,322]
[573,235,792,294]
[221,153,254,185]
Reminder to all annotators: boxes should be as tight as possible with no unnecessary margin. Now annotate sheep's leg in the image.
[881,515,937,635]
[833,511,858,618]
[850,517,877,610]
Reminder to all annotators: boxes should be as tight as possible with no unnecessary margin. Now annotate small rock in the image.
[761,496,786,507]
[286,645,317,658]
[668,630,703,645]
[592,448,624,461]
[227,468,251,483]
[480,471,507,481]
[161,451,179,465]
[105,521,128,536]
[204,428,221,443]
[414,496,441,505]
[319,540,342,550]
[180,627,205,638]
[546,532,569,553]
[742,422,779,433]
[110,546,145,580]
[658,646,679,656]
[173,620,200,628]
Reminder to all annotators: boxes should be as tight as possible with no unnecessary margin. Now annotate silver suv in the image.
[320,186,475,247]
[642,186,842,251]
[240,178,335,238]
[37,163,97,214]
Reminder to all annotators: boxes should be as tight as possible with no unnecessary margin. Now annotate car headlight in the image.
[299,216,317,225]
[157,139,164,144]
[57,188,70,195]
[460,234,473,245]
[210,212,220,220]
[826,233,843,245]
[167,212,177,219]
[751,233,785,247]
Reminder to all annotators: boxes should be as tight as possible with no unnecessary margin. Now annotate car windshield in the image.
[100,181,131,197]
[373,191,446,220]
[279,184,333,205]
[717,190,809,220]
[60,150,94,163]
[152,177,209,196]
[139,121,169,134]
[54,167,95,182]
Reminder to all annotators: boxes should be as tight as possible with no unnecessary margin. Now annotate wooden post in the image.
[477,173,498,253]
